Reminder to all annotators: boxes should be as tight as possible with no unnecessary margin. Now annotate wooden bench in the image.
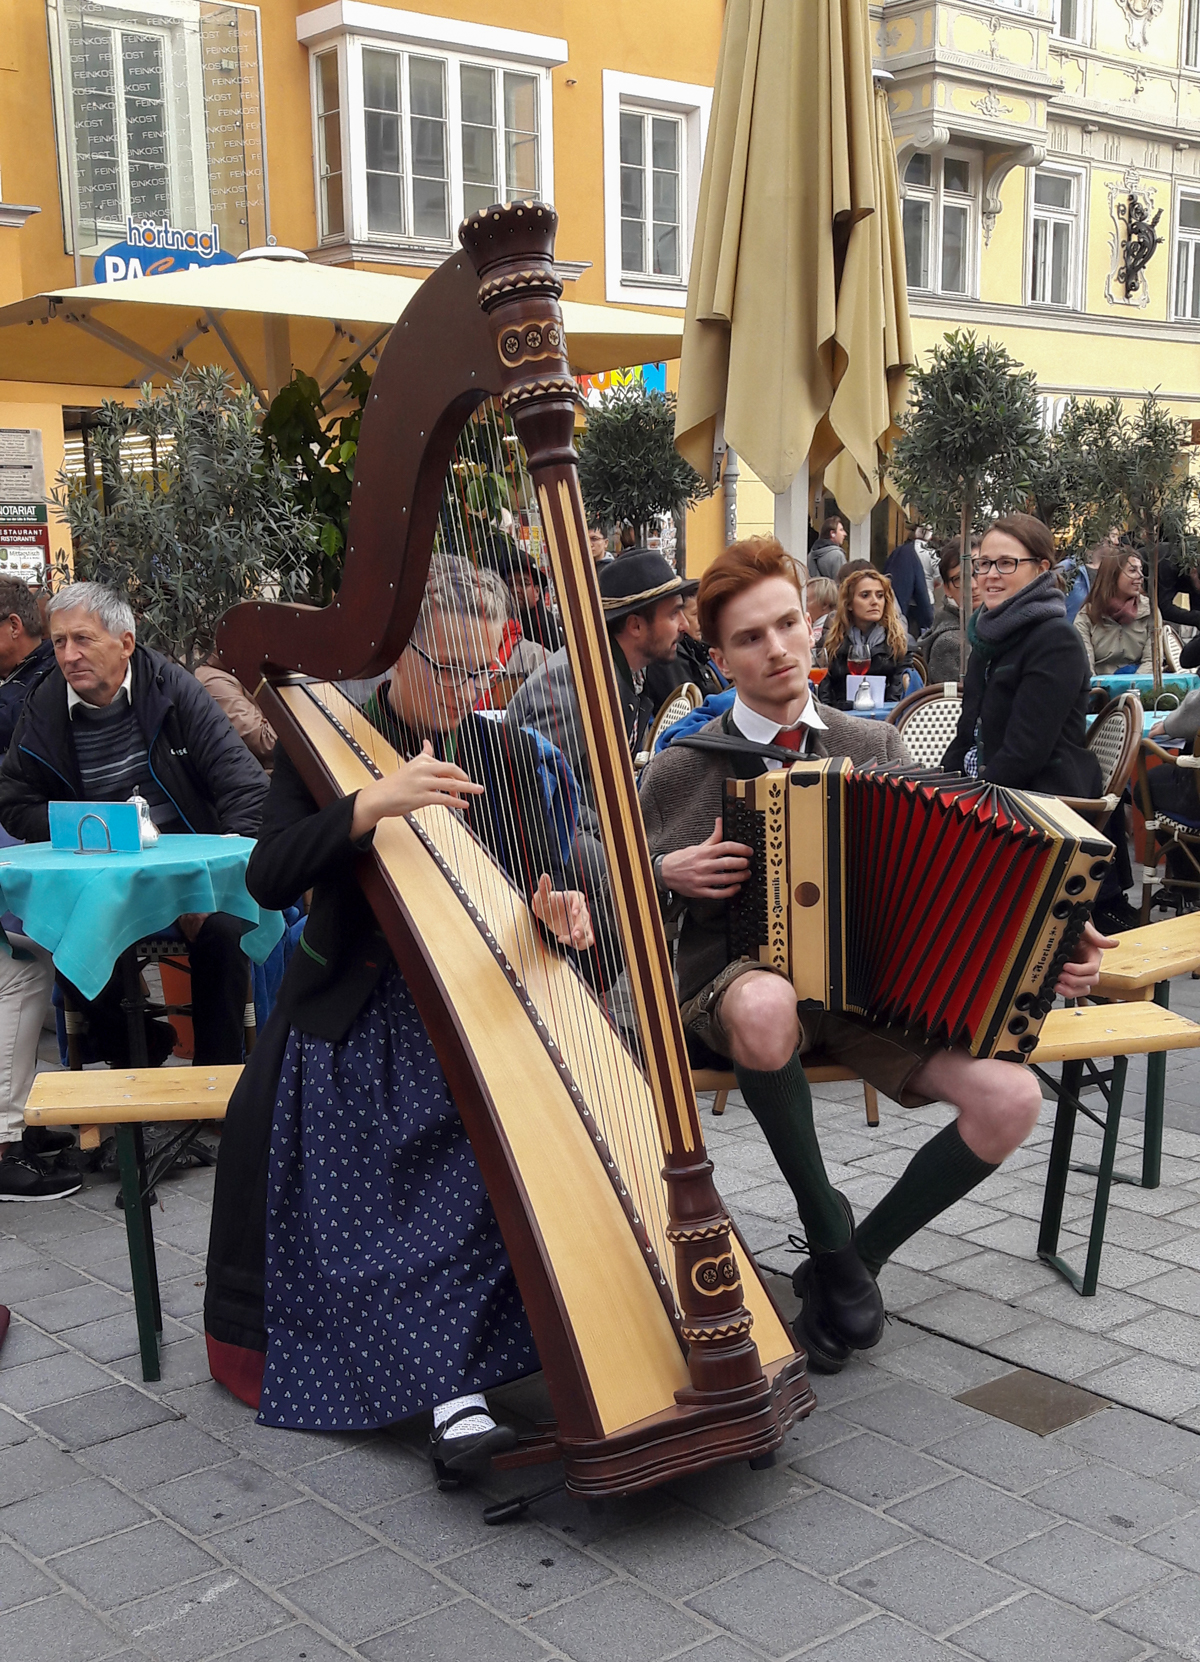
[695,1064,880,1126]
[25,1066,241,1381]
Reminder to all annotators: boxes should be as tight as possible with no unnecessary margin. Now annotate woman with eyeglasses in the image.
[1075,550,1162,677]
[942,514,1103,802]
[206,554,599,1491]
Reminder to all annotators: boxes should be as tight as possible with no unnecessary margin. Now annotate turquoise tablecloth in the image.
[0,835,284,1000]
[1092,673,1200,701]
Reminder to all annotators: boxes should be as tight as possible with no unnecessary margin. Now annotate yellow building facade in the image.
[0,0,728,571]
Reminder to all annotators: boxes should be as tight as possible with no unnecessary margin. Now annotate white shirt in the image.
[67,663,133,718]
[732,690,828,751]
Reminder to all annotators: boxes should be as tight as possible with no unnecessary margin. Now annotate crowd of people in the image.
[0,503,1156,1486]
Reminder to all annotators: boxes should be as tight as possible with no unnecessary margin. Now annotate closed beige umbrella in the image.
[676,0,913,530]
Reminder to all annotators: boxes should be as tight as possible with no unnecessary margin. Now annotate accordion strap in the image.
[669,731,804,765]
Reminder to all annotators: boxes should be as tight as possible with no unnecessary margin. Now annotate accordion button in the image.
[1015,993,1036,1012]
[1008,1016,1029,1035]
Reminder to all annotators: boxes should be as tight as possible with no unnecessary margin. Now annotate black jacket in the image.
[0,637,55,756]
[819,637,914,710]
[0,642,268,843]
[645,634,727,704]
[943,616,1102,797]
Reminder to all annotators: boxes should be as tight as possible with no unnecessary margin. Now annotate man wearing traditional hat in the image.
[506,549,695,802]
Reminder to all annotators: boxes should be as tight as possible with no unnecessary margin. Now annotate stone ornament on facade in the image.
[971,87,1015,118]
[1106,170,1162,306]
[1116,0,1164,51]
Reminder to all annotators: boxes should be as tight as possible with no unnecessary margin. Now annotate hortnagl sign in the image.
[94,217,237,283]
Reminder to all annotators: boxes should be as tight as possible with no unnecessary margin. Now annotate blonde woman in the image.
[818,568,914,708]
[1075,551,1161,676]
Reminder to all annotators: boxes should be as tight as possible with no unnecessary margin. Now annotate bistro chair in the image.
[637,682,702,771]
[1059,691,1143,831]
[1134,728,1200,919]
[887,682,962,768]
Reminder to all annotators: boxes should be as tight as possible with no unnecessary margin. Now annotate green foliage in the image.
[260,364,371,604]
[576,383,711,538]
[889,331,1046,537]
[53,368,317,671]
[1047,394,1199,558]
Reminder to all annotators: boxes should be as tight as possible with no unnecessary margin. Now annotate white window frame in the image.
[299,5,563,255]
[1173,183,1200,321]
[602,70,712,308]
[1052,0,1090,44]
[902,146,980,299]
[1186,0,1200,71]
[1026,164,1085,310]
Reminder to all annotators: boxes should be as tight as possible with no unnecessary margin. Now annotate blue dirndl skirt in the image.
[258,966,536,1430]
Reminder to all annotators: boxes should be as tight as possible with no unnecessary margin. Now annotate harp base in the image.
[557,1352,814,1499]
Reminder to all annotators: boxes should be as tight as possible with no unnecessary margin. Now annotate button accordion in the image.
[725,759,1112,1063]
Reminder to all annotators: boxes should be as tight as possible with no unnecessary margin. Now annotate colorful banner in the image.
[94,218,238,284]
[575,362,668,407]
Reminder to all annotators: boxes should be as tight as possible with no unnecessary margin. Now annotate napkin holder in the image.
[49,801,144,855]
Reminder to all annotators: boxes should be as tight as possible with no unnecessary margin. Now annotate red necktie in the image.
[775,727,802,752]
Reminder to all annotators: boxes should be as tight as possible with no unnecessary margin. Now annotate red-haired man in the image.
[639,538,1110,1372]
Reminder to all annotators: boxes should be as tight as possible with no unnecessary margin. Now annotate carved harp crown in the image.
[218,201,810,1495]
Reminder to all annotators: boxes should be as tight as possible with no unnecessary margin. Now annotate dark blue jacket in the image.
[0,637,55,756]
[885,542,934,636]
[0,642,268,844]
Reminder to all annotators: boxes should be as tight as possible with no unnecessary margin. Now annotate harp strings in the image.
[327,399,674,1288]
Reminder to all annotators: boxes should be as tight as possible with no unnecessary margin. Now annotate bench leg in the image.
[1038,1056,1128,1298]
[116,1124,162,1382]
[712,1090,728,1116]
[1037,1059,1081,1271]
[863,1083,880,1128]
[1141,981,1168,1190]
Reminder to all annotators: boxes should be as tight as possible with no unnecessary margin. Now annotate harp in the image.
[217,202,811,1496]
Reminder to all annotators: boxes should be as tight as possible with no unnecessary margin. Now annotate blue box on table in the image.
[48,801,144,854]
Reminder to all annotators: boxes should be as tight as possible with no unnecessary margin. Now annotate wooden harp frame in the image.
[218,202,811,1494]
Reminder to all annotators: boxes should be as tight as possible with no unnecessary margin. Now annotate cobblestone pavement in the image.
[5,962,1200,1660]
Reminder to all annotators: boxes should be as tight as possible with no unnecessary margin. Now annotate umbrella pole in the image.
[773,460,810,562]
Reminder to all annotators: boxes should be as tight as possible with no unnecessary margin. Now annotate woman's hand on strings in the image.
[350,741,484,838]
[1053,919,1117,999]
[532,874,595,949]
[660,818,753,900]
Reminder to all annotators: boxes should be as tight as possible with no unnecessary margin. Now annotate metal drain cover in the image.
[955,1368,1109,1436]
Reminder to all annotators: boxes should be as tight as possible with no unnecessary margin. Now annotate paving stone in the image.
[1113,1308,1200,1367]
[0,1350,114,1411]
[1082,1354,1200,1420]
[1140,1510,1200,1574]
[835,1381,990,1448]
[661,1640,764,1662]
[686,1559,869,1658]
[0,1236,40,1271]
[840,1538,1021,1635]
[147,1459,301,1535]
[741,1487,913,1575]
[873,1334,1013,1397]
[155,1274,208,1322]
[875,1264,951,1312]
[86,1242,200,1295]
[0,1434,88,1506]
[1018,1281,1156,1334]
[797,1613,956,1662]
[953,1590,1144,1662]
[987,1321,1132,1379]
[107,1570,291,1661]
[0,1591,126,1662]
[82,1419,233,1490]
[230,1418,372,1474]
[796,1357,892,1408]
[992,1522,1174,1613]
[365,1597,551,1661]
[926,1416,1084,1494]
[60,1311,192,1366]
[595,1503,768,1597]
[1054,1404,1200,1478]
[108,1334,213,1394]
[665,1453,811,1526]
[1030,1462,1193,1541]
[282,1546,451,1642]
[0,1473,151,1555]
[1099,1210,1188,1252]
[887,1476,1053,1558]
[533,1580,709,1662]
[212,1498,376,1581]
[0,1314,68,1366]
[53,1519,220,1609]
[367,1479,517,1563]
[793,1431,951,1506]
[924,1251,1051,1302]
[0,1258,89,1305]
[1104,1574,1200,1656]
[447,1530,612,1620]
[206,1628,352,1662]
[43,1225,131,1270]
[0,1404,32,1447]
[887,1232,970,1272]
[31,1383,175,1449]
[16,1281,133,1334]
[0,1540,57,1612]
[292,1439,431,1511]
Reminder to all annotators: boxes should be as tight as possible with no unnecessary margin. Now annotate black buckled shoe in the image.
[792,1259,852,1374]
[429,1408,518,1490]
[803,1239,885,1352]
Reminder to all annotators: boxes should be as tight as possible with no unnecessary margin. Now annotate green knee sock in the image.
[734,1052,851,1252]
[854,1121,998,1276]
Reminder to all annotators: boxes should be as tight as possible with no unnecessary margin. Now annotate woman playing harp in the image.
[206,556,596,1485]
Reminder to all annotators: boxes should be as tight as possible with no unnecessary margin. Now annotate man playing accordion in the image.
[639,538,1110,1373]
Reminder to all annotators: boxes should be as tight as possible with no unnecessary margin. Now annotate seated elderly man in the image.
[0,582,269,1068]
[0,578,55,756]
[639,537,1110,1373]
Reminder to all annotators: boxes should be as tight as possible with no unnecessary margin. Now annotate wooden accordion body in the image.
[726,760,1112,1063]
[217,204,812,1496]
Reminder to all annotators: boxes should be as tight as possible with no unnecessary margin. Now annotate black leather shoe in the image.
[429,1408,518,1490]
[792,1259,851,1373]
[804,1239,885,1352]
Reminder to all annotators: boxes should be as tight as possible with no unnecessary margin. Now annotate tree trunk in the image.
[1148,515,1162,694]
[958,492,972,681]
